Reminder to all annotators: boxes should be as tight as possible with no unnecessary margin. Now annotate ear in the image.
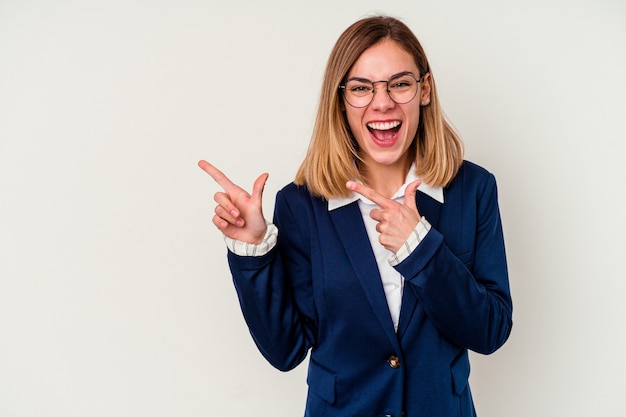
[420,73,432,106]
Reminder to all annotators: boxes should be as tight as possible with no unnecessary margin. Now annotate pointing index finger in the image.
[346,180,394,208]
[198,160,236,191]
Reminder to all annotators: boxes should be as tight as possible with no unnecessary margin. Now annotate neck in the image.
[362,159,412,199]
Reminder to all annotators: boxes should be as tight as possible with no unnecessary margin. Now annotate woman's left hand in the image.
[346,179,422,253]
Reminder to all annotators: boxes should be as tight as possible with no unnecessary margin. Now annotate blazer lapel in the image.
[329,202,400,350]
[397,189,443,337]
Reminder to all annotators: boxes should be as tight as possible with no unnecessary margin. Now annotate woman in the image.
[199,15,512,417]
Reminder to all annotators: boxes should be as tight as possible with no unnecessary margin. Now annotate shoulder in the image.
[457,160,493,179]
[273,183,328,238]
[277,182,316,203]
[275,182,327,212]
[278,182,310,197]
[445,160,500,205]
[450,160,497,188]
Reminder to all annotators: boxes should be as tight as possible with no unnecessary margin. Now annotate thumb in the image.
[251,172,269,205]
[404,179,422,212]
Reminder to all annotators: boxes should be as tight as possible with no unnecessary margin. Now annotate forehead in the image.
[348,39,418,79]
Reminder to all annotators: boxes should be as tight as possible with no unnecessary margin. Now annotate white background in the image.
[1,0,625,416]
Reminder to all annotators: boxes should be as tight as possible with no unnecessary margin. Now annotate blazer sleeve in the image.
[226,188,317,371]
[395,171,513,354]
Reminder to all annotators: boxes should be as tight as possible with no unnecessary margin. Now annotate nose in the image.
[370,81,395,111]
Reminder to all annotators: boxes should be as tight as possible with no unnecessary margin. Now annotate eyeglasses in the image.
[339,73,424,108]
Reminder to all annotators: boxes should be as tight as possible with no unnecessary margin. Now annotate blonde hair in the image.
[295,15,464,198]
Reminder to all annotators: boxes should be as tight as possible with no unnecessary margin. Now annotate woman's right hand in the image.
[198,160,269,244]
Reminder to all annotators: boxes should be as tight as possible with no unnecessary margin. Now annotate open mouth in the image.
[367,120,401,144]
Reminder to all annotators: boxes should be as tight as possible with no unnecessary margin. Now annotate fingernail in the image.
[236,219,244,227]
[230,209,239,217]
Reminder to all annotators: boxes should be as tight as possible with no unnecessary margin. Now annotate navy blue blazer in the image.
[227,160,513,417]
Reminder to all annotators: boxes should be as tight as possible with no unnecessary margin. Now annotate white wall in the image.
[1,1,625,416]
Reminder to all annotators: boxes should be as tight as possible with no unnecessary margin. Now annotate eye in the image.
[349,84,373,94]
[390,78,414,90]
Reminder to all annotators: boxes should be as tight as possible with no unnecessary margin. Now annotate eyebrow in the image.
[345,71,416,83]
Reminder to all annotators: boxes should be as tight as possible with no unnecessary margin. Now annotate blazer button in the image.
[388,355,400,369]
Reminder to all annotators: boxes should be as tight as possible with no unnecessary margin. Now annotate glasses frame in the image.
[339,72,425,108]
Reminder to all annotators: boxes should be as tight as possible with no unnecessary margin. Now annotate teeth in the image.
[367,121,401,130]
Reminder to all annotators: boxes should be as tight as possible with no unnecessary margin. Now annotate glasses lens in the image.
[388,75,419,104]
[343,80,374,108]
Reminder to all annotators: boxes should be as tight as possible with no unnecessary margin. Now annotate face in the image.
[343,39,430,175]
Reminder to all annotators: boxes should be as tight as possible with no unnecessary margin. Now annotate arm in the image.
[395,173,512,354]
[227,189,317,371]
[198,161,315,371]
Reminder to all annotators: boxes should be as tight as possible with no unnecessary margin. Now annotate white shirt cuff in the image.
[389,217,431,266]
[224,223,278,257]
